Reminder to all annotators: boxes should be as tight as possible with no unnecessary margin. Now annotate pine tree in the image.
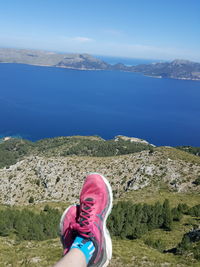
[172,207,182,221]
[162,199,173,231]
[154,201,164,227]
[176,235,191,254]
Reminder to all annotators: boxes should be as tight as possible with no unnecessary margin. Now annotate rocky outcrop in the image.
[0,148,199,205]
[114,135,154,146]
[131,59,200,80]
[56,54,109,70]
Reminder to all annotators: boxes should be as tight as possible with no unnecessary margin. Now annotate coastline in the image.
[0,62,106,71]
[1,62,200,81]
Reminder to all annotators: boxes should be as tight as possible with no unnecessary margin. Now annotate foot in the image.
[73,173,113,267]
[60,205,79,255]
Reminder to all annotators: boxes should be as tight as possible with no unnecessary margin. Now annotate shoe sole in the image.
[88,173,113,267]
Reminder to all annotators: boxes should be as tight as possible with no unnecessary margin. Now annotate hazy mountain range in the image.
[1,48,200,80]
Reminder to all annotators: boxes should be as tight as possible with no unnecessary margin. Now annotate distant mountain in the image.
[0,48,200,80]
[0,48,110,70]
[109,63,130,71]
[131,59,200,80]
[0,48,65,66]
[56,53,109,70]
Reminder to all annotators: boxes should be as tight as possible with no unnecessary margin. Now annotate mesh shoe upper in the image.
[60,205,79,255]
[72,173,113,267]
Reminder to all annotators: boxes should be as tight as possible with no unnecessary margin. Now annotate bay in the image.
[0,63,200,146]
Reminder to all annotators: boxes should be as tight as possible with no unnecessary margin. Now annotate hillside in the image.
[0,48,109,70]
[131,59,200,80]
[0,135,200,266]
[0,135,153,168]
[1,48,200,80]
[0,145,200,205]
[0,135,200,205]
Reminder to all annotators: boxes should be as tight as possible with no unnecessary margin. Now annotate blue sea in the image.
[0,63,200,146]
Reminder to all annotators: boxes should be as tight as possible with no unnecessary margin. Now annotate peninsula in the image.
[0,48,200,80]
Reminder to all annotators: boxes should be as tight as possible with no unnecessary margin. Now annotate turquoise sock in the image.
[70,236,95,264]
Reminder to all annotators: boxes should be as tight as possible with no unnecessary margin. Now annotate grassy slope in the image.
[0,230,199,267]
[157,147,200,164]
[121,187,200,207]
[0,189,200,267]
[0,140,200,266]
[0,224,199,267]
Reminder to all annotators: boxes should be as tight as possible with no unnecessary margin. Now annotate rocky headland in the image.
[1,48,200,80]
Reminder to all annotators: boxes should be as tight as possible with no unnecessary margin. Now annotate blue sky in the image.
[0,0,200,61]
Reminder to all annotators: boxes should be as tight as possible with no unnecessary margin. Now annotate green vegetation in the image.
[1,200,199,244]
[2,136,200,170]
[157,146,200,164]
[1,136,200,170]
[28,196,35,204]
[60,138,152,157]
[108,200,200,240]
[176,230,200,261]
[177,146,200,157]
[0,205,60,241]
[107,200,200,264]
[0,136,153,168]
[0,199,199,266]
[0,135,200,266]
[121,187,200,207]
[0,138,33,168]
[108,200,171,240]
[193,176,200,185]
[188,204,200,217]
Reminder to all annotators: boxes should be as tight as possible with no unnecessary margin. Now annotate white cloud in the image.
[97,41,200,61]
[70,36,94,43]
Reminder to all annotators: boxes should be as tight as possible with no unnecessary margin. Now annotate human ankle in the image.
[70,236,95,264]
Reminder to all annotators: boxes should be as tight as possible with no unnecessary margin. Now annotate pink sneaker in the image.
[73,173,113,267]
[59,205,79,255]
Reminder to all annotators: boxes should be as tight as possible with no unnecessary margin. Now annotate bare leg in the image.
[53,248,86,267]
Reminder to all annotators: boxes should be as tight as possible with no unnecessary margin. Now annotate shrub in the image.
[188,204,200,217]
[145,238,165,252]
[176,230,200,261]
[193,176,200,186]
[28,196,34,203]
[177,203,189,214]
[172,207,183,221]
[176,235,191,254]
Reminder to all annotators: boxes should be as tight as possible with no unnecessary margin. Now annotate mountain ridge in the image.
[1,48,200,80]
[0,135,200,205]
[132,59,200,80]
